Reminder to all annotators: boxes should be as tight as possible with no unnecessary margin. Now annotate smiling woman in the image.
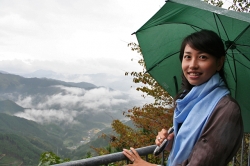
[123,30,243,166]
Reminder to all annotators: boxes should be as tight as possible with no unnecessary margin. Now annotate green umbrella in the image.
[134,0,250,132]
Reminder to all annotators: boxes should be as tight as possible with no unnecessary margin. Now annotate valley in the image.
[0,72,136,165]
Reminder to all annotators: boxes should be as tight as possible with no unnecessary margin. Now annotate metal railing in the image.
[53,145,164,166]
[53,139,250,166]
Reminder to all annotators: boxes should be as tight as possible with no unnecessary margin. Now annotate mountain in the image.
[0,133,42,166]
[0,113,69,165]
[0,72,97,95]
[0,99,25,114]
[19,69,134,92]
[0,72,138,164]
[0,70,9,74]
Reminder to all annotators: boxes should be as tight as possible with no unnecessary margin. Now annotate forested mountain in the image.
[0,99,24,114]
[0,113,69,166]
[0,72,135,165]
[0,72,97,94]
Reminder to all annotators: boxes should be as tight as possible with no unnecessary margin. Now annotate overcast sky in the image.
[0,0,165,76]
[0,0,234,83]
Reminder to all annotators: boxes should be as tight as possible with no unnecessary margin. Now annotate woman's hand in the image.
[122,147,156,166]
[155,128,174,151]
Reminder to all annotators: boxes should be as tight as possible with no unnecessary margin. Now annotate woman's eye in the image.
[199,55,207,59]
[183,55,190,59]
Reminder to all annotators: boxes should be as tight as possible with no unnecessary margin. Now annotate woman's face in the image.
[182,44,224,86]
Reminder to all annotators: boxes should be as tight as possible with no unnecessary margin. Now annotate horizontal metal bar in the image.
[53,145,157,166]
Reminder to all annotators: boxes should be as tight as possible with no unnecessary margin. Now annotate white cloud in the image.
[81,87,128,109]
[15,108,78,124]
[14,86,140,123]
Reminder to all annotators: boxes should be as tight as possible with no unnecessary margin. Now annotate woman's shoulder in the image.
[207,94,242,125]
[215,94,241,114]
[219,94,239,104]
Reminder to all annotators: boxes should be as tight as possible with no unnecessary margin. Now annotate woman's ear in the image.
[217,56,225,71]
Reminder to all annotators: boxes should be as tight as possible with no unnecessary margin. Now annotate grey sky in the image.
[0,0,163,76]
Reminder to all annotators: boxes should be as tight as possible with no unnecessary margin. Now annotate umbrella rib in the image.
[213,13,221,38]
[225,53,236,82]
[162,22,203,30]
[227,48,250,70]
[225,25,250,51]
[235,43,250,47]
[145,51,180,73]
[226,49,250,84]
[134,22,203,34]
[235,25,250,42]
[213,13,230,40]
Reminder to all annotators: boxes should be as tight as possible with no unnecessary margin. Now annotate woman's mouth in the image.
[188,72,201,76]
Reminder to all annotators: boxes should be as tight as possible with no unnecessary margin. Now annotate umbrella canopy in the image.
[135,0,250,132]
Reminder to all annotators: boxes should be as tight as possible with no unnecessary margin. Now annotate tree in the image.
[228,0,250,12]
[204,0,250,12]
[38,152,70,166]
[204,0,224,7]
[93,43,174,165]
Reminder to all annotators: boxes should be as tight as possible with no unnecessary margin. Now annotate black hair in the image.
[176,29,227,99]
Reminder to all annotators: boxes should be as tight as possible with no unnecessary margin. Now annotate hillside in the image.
[0,73,97,95]
[0,72,136,164]
[0,113,70,165]
[0,100,25,114]
[0,133,43,166]
[70,120,135,160]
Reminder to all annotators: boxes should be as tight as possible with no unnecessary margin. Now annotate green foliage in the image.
[228,0,250,12]
[203,0,250,12]
[203,0,224,7]
[38,152,70,166]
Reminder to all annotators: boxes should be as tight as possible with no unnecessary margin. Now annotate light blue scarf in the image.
[167,73,229,166]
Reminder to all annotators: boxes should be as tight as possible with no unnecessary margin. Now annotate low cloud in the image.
[14,86,131,124]
[15,108,78,125]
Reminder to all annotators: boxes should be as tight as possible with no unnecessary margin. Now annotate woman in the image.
[123,30,243,166]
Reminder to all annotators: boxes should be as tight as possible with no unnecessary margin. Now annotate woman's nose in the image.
[189,59,199,69]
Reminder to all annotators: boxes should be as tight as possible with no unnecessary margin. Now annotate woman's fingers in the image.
[123,148,136,163]
[123,148,155,166]
[155,128,168,146]
[155,128,175,148]
[168,132,174,140]
[130,147,139,158]
[123,147,141,163]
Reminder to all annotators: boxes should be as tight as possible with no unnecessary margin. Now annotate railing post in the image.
[248,136,250,166]
[241,135,244,166]
[161,151,165,166]
[232,156,235,166]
